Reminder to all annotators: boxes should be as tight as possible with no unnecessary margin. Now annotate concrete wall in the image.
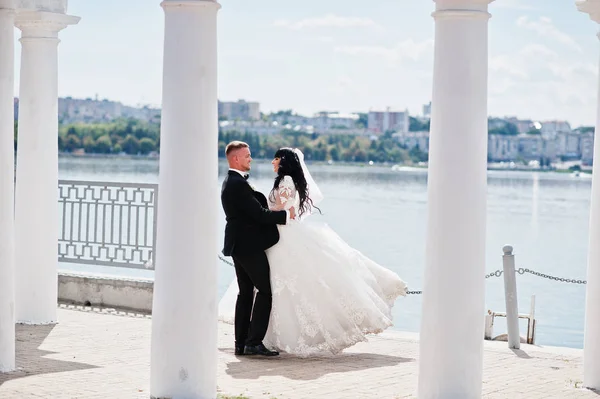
[58,272,153,314]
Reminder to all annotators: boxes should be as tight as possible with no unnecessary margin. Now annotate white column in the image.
[577,0,600,389]
[150,1,220,398]
[14,10,79,324]
[0,0,15,372]
[418,1,492,398]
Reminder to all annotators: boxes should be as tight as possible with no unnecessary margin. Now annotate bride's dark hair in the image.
[269,148,320,218]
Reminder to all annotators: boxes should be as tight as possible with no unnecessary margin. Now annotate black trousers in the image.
[232,251,272,347]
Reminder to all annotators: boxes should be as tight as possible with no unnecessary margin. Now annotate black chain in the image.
[517,268,586,285]
[218,254,235,267]
[485,270,503,279]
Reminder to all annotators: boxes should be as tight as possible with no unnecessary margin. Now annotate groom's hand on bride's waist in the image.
[289,207,296,220]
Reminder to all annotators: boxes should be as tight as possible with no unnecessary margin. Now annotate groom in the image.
[221,141,294,357]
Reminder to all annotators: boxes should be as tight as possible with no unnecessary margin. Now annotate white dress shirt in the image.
[229,168,248,178]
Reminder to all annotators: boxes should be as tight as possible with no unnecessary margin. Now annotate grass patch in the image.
[567,378,583,389]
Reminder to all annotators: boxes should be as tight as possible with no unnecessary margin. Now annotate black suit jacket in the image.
[221,170,287,256]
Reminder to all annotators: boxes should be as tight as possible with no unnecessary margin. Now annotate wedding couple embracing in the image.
[219,140,407,357]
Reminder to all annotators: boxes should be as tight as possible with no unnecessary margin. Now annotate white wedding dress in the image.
[219,175,407,357]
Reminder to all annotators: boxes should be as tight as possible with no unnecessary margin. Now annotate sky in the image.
[11,0,600,127]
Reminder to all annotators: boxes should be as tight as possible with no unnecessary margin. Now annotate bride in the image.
[219,147,407,357]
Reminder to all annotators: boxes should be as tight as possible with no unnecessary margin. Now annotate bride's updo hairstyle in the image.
[269,147,319,218]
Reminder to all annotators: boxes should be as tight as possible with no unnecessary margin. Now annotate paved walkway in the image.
[0,306,597,398]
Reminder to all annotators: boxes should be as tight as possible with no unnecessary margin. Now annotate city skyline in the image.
[28,95,594,129]
[10,0,600,127]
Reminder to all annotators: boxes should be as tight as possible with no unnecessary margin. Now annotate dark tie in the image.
[244,174,249,180]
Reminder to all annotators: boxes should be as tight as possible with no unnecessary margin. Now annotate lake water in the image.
[58,156,593,349]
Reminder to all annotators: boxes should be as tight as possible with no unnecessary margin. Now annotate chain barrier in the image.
[404,270,506,296]
[218,254,506,296]
[218,255,587,295]
[218,254,235,267]
[486,270,503,279]
[517,267,587,285]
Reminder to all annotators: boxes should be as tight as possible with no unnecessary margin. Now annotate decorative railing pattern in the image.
[58,180,158,270]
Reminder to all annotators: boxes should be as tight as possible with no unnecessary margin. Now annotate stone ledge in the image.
[58,271,153,313]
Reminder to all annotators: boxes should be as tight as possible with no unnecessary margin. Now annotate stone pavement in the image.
[0,306,597,398]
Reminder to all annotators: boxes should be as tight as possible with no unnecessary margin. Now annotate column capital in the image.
[0,0,15,10]
[16,0,67,14]
[161,0,221,10]
[433,0,494,19]
[577,0,600,24]
[15,10,79,38]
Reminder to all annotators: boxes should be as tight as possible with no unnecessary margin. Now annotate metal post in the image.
[528,294,536,345]
[502,245,520,349]
[484,311,494,340]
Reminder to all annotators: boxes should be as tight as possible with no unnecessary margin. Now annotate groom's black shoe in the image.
[234,346,245,356]
[243,343,279,357]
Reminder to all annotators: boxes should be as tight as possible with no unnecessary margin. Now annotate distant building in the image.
[488,133,559,163]
[310,112,359,131]
[581,131,595,165]
[517,134,544,161]
[58,97,124,123]
[219,119,367,136]
[540,120,571,140]
[422,102,431,117]
[219,120,281,135]
[556,131,581,160]
[218,100,260,121]
[488,134,519,162]
[14,96,160,124]
[368,108,409,134]
[269,114,311,126]
[394,131,430,153]
[505,117,533,134]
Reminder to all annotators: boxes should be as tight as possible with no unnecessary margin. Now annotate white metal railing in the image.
[58,180,158,270]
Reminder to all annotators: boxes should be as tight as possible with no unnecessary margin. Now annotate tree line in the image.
[12,118,428,164]
[218,129,428,163]
[14,118,160,155]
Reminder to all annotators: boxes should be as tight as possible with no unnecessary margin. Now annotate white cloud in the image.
[315,36,335,44]
[516,16,582,52]
[546,62,597,81]
[328,75,366,95]
[274,14,380,30]
[519,43,558,59]
[489,44,558,78]
[489,77,518,96]
[488,42,597,126]
[493,0,535,10]
[489,55,529,78]
[334,39,434,63]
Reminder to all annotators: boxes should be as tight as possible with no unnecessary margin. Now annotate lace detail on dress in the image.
[273,274,299,295]
[266,292,392,357]
[261,237,407,357]
[278,175,296,210]
[269,175,298,211]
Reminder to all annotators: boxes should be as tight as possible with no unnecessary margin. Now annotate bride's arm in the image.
[277,175,296,211]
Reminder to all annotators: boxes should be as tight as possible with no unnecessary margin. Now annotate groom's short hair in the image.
[225,141,249,156]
